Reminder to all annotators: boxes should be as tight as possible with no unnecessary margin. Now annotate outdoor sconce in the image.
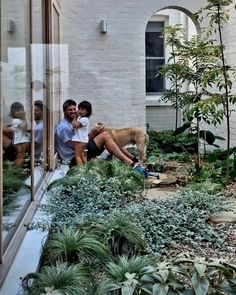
[7,20,14,33]
[100,20,107,33]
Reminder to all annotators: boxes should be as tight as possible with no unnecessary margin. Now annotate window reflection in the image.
[34,100,44,164]
[1,0,32,244]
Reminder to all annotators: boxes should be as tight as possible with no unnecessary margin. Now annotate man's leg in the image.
[119,147,139,163]
[93,132,133,165]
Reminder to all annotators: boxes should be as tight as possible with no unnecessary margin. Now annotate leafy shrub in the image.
[147,130,198,156]
[128,189,228,255]
[43,161,144,230]
[99,253,236,295]
[43,175,142,230]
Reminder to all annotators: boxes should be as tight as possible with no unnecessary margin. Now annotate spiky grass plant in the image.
[104,213,147,257]
[22,262,90,295]
[78,213,147,257]
[47,228,110,264]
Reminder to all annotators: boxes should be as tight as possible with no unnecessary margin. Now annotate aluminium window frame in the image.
[0,0,56,285]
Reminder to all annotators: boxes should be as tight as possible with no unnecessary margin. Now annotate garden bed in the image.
[22,157,236,295]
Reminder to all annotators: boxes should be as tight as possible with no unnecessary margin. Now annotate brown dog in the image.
[104,127,149,163]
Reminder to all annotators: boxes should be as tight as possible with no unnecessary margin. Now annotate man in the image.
[55,99,136,167]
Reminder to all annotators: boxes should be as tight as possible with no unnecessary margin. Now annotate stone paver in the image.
[209,211,236,224]
[144,187,179,201]
[209,198,236,224]
[146,173,177,187]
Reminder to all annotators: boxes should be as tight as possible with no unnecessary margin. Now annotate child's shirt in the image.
[72,117,90,143]
[12,118,30,144]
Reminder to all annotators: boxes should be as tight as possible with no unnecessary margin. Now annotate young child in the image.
[10,102,29,166]
[72,100,92,165]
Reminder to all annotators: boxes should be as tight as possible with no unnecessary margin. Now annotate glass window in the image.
[145,21,165,93]
[31,0,47,182]
[1,0,32,250]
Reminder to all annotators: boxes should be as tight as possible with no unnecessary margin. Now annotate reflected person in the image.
[34,100,44,163]
[9,102,30,166]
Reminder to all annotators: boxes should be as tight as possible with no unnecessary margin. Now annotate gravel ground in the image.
[162,222,236,263]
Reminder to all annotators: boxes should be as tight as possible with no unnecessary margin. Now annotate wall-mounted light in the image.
[100,20,107,33]
[7,20,14,33]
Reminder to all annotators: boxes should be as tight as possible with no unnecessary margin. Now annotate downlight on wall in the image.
[7,20,14,33]
[100,20,107,33]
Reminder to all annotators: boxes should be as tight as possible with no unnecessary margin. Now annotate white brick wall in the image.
[60,0,206,129]
[146,106,182,131]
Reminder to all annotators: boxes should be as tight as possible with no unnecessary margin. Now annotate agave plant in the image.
[22,262,90,295]
[48,228,110,263]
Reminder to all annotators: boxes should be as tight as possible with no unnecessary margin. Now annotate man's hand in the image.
[95,122,105,133]
[17,110,26,120]
[89,122,106,140]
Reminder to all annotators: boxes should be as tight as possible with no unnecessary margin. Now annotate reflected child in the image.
[10,102,29,166]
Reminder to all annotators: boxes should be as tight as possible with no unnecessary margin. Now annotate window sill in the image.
[146,95,172,107]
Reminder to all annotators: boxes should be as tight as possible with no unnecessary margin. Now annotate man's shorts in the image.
[87,139,105,161]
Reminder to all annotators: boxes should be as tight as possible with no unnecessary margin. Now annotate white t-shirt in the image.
[72,117,90,143]
[12,118,30,145]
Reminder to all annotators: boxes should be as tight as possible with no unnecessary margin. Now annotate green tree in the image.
[197,0,236,183]
[159,25,187,131]
[161,30,221,168]
[178,35,222,167]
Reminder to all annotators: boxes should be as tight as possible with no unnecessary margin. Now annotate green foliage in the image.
[205,148,236,183]
[100,256,156,295]
[106,256,154,282]
[22,262,91,295]
[78,213,147,257]
[189,162,222,184]
[42,163,143,230]
[147,130,197,156]
[171,253,236,295]
[41,161,230,257]
[197,0,236,183]
[26,156,236,294]
[50,160,144,194]
[47,228,110,264]
[3,161,30,214]
[3,161,26,193]
[159,25,188,131]
[100,254,236,295]
[128,188,228,255]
